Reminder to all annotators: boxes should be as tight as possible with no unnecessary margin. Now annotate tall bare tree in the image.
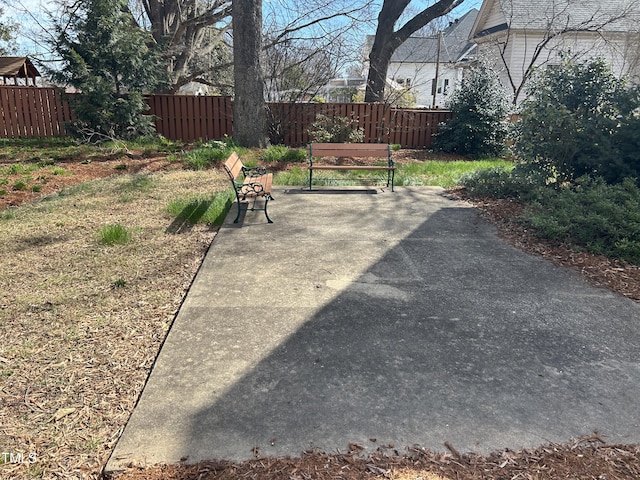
[364,0,463,103]
[132,0,233,92]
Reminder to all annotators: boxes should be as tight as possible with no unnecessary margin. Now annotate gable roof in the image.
[365,8,479,64]
[471,0,640,39]
[0,57,40,79]
[394,9,478,63]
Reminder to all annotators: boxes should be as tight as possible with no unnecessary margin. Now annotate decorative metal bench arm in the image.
[242,166,269,177]
[236,181,266,198]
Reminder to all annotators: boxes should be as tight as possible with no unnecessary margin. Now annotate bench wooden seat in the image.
[308,143,395,191]
[223,152,274,223]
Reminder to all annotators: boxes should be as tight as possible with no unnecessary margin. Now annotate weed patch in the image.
[98,223,133,245]
[261,145,306,162]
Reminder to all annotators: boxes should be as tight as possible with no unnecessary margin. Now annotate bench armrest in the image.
[238,181,266,196]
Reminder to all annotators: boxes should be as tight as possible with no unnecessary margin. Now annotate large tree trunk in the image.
[232,0,268,147]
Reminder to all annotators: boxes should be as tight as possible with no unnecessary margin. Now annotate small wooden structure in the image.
[0,57,40,86]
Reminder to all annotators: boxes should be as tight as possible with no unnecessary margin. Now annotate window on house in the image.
[437,78,449,95]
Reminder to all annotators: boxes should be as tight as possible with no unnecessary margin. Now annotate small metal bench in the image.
[308,143,395,191]
[223,152,274,223]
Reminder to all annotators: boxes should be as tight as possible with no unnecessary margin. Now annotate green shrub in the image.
[520,177,640,263]
[460,162,548,199]
[49,0,165,141]
[12,180,28,191]
[433,62,509,158]
[98,224,132,245]
[184,138,248,170]
[513,57,639,184]
[308,114,364,143]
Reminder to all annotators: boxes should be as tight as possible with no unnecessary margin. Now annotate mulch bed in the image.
[0,155,177,210]
[111,438,640,479]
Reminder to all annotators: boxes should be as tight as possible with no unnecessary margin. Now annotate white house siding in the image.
[478,29,640,103]
[388,61,463,107]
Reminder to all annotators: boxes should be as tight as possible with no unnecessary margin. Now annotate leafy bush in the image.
[184,138,248,170]
[521,177,640,263]
[433,63,509,158]
[460,162,548,200]
[513,58,639,183]
[308,114,364,143]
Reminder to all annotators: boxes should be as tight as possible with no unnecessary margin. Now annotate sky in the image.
[2,0,484,62]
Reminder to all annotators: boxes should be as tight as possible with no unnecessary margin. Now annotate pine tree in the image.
[50,0,165,141]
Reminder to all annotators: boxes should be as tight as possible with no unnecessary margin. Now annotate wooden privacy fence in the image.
[146,94,233,142]
[268,102,452,147]
[0,86,73,138]
[0,86,452,148]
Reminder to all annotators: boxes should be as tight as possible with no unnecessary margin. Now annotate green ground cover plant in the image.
[184,138,251,170]
[461,167,640,264]
[521,177,640,263]
[260,145,306,162]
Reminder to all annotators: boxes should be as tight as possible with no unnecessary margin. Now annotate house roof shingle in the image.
[392,9,479,63]
[497,0,638,32]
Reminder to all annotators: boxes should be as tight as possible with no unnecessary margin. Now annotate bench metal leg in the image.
[233,201,244,223]
[264,196,273,223]
[233,195,274,224]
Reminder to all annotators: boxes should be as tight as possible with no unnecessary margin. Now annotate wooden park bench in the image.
[308,143,395,191]
[223,152,274,223]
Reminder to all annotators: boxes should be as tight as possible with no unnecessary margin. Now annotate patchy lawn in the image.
[0,148,638,479]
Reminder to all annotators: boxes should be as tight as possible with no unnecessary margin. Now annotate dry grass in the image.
[0,168,228,479]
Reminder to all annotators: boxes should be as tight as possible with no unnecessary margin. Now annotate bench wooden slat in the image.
[224,152,243,179]
[310,143,389,158]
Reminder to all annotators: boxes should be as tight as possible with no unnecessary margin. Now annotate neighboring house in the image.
[470,0,640,104]
[363,8,478,108]
[178,82,212,96]
[318,77,367,103]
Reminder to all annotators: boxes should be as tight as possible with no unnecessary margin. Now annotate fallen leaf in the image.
[52,407,76,421]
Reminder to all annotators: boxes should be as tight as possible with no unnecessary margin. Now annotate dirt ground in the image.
[2,149,639,479]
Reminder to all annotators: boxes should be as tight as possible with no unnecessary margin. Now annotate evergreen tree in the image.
[50,0,165,141]
[434,63,509,158]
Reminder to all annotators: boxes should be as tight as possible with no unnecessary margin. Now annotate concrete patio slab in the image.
[106,186,640,472]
